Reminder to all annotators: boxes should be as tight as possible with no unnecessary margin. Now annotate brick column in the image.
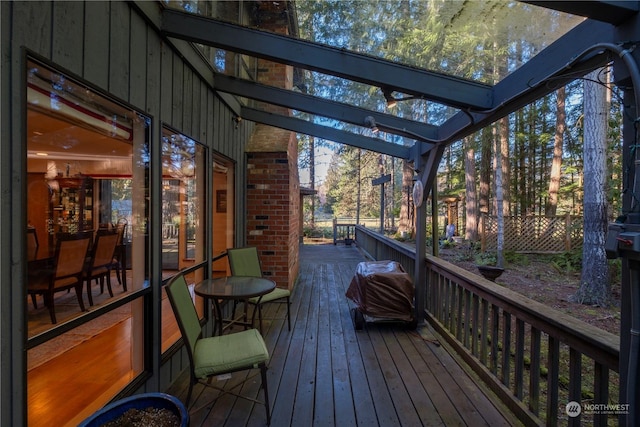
[244,0,300,290]
[246,146,299,290]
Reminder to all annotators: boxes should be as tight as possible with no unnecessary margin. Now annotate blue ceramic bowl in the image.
[77,392,189,427]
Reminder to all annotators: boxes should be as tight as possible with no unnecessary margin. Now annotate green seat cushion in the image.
[248,287,290,304]
[193,328,269,379]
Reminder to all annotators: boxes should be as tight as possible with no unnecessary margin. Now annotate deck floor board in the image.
[167,244,521,426]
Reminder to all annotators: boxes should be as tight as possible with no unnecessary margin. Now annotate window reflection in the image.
[160,127,206,352]
[26,60,148,332]
[26,58,149,426]
[161,127,205,267]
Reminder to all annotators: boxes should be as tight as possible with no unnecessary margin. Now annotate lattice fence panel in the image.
[481,215,583,253]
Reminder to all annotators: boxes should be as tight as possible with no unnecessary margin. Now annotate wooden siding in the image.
[2,1,254,425]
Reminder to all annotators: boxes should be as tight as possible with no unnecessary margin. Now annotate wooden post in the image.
[372,174,391,234]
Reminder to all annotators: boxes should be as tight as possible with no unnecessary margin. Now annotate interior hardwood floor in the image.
[27,318,134,427]
[27,269,200,427]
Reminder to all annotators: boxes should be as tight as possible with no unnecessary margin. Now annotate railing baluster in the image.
[448,281,457,332]
[442,279,454,325]
[433,272,440,321]
[464,289,471,349]
[502,311,512,387]
[547,336,560,426]
[593,361,609,427]
[515,318,525,399]
[437,275,444,322]
[456,286,464,342]
[569,348,582,427]
[480,299,489,365]
[529,327,541,416]
[491,304,499,375]
[471,293,479,356]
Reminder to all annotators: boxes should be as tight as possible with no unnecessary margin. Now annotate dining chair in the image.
[85,231,120,306]
[227,247,291,331]
[27,233,91,324]
[165,273,271,424]
[27,227,39,260]
[111,218,128,290]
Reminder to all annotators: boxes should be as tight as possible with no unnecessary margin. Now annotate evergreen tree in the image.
[573,69,610,306]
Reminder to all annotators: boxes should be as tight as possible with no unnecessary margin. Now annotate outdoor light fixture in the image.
[364,115,436,144]
[364,116,379,133]
[232,116,242,129]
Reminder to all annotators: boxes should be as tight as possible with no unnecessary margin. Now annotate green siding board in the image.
[182,68,193,136]
[83,1,110,88]
[145,28,162,117]
[160,42,173,123]
[108,0,130,100]
[52,1,83,73]
[171,54,183,129]
[129,11,147,109]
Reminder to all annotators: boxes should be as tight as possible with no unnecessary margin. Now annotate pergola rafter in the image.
[213,73,438,146]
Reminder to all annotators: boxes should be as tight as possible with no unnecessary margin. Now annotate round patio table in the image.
[194,276,275,336]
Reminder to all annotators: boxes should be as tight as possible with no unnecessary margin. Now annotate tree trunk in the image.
[464,137,478,241]
[356,149,361,224]
[398,159,415,238]
[493,124,505,268]
[574,69,610,306]
[309,136,316,228]
[546,87,565,217]
[479,127,492,238]
[500,116,511,217]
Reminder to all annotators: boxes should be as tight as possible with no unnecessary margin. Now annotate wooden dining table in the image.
[194,276,276,336]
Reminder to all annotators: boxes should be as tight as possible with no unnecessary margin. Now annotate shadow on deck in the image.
[166,243,522,426]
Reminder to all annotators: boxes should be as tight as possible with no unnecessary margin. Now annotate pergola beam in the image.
[241,107,411,159]
[214,73,439,143]
[161,8,493,110]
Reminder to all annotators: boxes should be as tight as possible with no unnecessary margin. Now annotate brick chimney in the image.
[245,1,299,291]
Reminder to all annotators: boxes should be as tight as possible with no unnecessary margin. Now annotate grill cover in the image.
[346,260,414,322]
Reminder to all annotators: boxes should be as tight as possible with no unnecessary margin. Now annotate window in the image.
[212,155,235,277]
[26,58,150,425]
[161,127,207,351]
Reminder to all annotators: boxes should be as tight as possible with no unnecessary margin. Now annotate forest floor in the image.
[437,244,622,336]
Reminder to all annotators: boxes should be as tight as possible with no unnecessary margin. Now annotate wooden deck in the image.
[167,244,522,426]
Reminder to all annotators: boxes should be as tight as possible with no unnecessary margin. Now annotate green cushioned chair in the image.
[227,247,291,331]
[165,273,271,425]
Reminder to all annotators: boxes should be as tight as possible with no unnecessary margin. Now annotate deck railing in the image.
[333,219,357,245]
[354,225,620,427]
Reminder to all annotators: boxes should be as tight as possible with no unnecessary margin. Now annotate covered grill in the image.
[345,260,415,330]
